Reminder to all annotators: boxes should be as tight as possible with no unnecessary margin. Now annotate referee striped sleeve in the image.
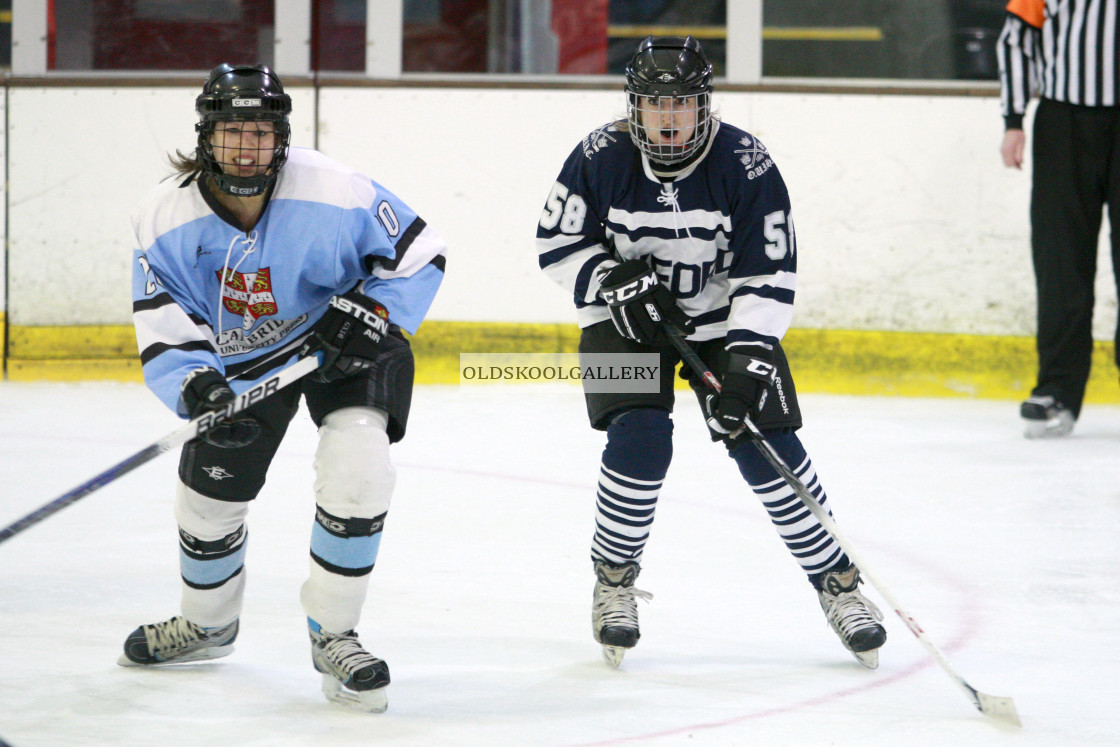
[998,0,1120,124]
[997,13,1039,128]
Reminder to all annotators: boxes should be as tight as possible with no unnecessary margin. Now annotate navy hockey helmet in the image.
[195,63,292,197]
[624,36,714,167]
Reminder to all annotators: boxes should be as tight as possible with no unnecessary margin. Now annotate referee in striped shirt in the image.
[997,0,1119,439]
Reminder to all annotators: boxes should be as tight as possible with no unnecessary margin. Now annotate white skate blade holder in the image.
[1023,412,1074,438]
[116,644,235,668]
[601,645,627,668]
[853,649,878,669]
[1022,401,1075,439]
[321,674,388,713]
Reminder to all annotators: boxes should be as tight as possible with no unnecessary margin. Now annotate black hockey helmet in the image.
[624,36,714,167]
[195,63,292,197]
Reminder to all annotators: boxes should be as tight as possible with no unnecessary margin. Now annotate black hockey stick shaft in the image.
[0,355,321,545]
[664,325,1020,726]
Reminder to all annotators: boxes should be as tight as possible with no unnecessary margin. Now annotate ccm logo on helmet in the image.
[232,98,262,107]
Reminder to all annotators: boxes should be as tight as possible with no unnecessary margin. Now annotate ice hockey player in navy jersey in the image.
[536,37,886,669]
[123,63,446,713]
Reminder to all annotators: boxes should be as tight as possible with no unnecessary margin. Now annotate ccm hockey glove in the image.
[181,367,263,449]
[598,259,694,346]
[703,349,777,435]
[300,291,392,383]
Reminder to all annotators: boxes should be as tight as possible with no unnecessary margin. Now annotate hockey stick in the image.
[0,355,321,546]
[664,326,1021,727]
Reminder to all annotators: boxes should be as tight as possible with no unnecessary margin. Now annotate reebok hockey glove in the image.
[181,367,263,449]
[300,291,392,383]
[703,349,777,435]
[598,259,695,346]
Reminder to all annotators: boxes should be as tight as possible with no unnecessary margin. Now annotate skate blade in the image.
[851,648,879,669]
[116,644,234,667]
[1023,415,1074,439]
[601,645,627,668]
[321,674,388,713]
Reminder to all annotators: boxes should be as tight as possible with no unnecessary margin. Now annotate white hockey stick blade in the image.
[974,691,1021,727]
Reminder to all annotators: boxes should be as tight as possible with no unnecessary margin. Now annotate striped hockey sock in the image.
[590,409,673,566]
[729,430,849,576]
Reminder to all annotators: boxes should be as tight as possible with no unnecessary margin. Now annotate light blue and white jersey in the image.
[132,147,447,416]
[536,120,796,351]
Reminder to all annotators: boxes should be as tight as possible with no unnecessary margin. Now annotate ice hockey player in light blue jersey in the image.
[132,105,443,415]
[123,63,446,714]
[537,36,886,669]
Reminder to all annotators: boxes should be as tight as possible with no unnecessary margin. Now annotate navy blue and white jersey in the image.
[132,147,446,416]
[536,120,796,351]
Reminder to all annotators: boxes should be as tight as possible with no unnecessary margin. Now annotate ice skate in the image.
[118,615,238,666]
[1020,395,1075,438]
[816,565,886,668]
[308,619,390,713]
[592,560,652,667]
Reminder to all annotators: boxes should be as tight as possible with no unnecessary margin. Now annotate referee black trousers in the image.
[1030,98,1120,417]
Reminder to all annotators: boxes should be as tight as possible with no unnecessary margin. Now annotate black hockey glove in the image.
[300,291,392,383]
[181,367,262,449]
[702,349,777,435]
[598,259,694,346]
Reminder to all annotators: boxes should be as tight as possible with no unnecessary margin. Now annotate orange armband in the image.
[1006,0,1044,28]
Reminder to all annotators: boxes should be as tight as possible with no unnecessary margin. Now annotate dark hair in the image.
[168,148,202,177]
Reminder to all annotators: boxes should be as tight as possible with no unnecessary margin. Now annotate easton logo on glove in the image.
[301,291,393,383]
[328,294,390,339]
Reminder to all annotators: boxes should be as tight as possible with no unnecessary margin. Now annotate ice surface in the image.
[1,382,1117,746]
